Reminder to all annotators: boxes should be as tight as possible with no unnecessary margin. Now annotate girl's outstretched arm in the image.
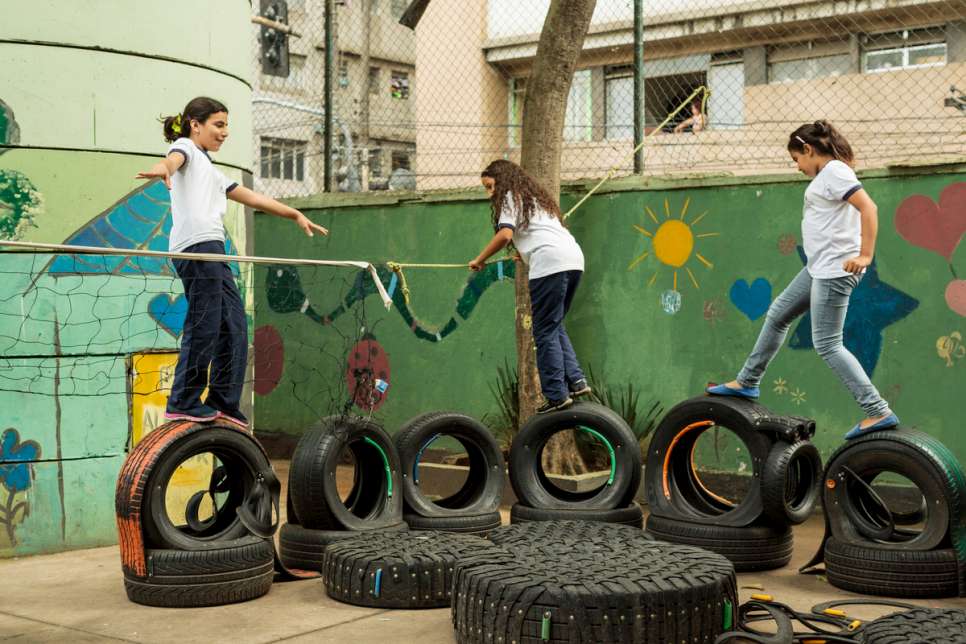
[228,186,329,238]
[469,227,513,271]
[843,188,877,274]
[135,153,184,189]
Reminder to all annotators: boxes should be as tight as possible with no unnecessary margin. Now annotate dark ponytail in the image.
[160,96,228,143]
[787,120,855,166]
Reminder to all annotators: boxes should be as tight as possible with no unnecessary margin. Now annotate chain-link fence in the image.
[251,0,966,196]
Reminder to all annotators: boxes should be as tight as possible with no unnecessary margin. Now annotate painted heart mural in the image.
[729,278,772,321]
[895,182,966,262]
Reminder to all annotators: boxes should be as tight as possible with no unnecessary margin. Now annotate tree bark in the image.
[516,0,597,475]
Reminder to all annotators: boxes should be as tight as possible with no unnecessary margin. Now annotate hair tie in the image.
[171,114,182,135]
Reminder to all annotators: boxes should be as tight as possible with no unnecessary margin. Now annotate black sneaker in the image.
[570,379,592,397]
[536,397,573,414]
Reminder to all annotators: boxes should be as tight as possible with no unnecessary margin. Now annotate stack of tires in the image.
[815,428,966,598]
[115,420,278,607]
[644,395,822,571]
[279,415,406,573]
[395,412,505,536]
[508,402,645,527]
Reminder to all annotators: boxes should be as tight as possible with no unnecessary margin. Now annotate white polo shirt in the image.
[497,192,584,280]
[802,160,864,279]
[166,138,238,252]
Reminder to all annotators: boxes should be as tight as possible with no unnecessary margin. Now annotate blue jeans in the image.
[167,241,248,418]
[529,270,586,401]
[737,267,891,418]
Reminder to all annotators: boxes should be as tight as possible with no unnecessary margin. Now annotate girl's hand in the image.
[468,258,485,271]
[136,162,172,189]
[295,213,328,237]
[843,254,872,274]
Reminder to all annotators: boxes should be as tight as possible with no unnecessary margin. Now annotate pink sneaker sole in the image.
[164,411,217,423]
[215,411,250,430]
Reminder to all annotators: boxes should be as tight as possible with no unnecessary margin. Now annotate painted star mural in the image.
[789,247,918,375]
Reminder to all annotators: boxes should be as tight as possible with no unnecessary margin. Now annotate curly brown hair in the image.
[481,159,561,231]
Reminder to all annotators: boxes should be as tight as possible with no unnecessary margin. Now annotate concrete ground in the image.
[1,462,964,643]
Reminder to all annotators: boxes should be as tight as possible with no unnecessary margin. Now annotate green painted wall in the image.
[254,166,966,472]
[0,1,252,557]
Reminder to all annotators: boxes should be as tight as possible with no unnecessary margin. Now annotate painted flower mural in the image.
[0,428,40,547]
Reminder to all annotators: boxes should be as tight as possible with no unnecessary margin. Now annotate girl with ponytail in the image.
[136,97,329,429]
[707,120,899,440]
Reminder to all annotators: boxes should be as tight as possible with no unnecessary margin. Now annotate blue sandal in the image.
[844,414,900,440]
[706,383,760,400]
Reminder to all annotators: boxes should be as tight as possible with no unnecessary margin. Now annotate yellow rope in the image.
[382,87,712,293]
[562,85,711,220]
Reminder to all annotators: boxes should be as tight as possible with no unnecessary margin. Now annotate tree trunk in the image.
[517,0,597,475]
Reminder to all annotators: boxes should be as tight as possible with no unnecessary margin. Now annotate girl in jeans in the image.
[707,120,899,440]
[470,160,590,414]
[137,97,328,429]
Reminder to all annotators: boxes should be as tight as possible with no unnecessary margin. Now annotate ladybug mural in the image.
[345,335,390,411]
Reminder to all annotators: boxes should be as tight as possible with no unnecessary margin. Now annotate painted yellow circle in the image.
[653,220,694,267]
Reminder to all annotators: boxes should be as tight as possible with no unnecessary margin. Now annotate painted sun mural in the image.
[628,197,718,312]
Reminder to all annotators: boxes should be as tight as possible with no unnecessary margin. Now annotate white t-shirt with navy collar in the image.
[496,192,584,280]
[166,138,238,252]
[801,159,864,279]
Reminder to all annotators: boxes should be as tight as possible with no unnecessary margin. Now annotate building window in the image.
[769,54,851,84]
[391,0,408,20]
[260,138,306,181]
[391,71,410,99]
[605,70,633,140]
[508,78,526,147]
[391,150,411,171]
[564,70,593,142]
[339,60,350,88]
[368,67,380,94]
[368,148,383,177]
[508,72,593,145]
[863,27,947,73]
[865,42,946,72]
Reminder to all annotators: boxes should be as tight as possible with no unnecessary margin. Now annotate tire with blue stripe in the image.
[395,412,505,518]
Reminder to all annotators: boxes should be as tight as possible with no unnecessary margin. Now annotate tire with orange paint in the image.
[645,395,817,528]
[140,426,274,550]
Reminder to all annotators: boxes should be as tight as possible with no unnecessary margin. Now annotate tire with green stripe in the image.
[509,401,641,510]
[323,530,494,608]
[289,415,402,531]
[823,429,965,553]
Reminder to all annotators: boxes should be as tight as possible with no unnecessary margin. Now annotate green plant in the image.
[482,357,519,448]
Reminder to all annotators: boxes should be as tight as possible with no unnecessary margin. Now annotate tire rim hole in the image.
[668,425,754,517]
[537,427,613,499]
[414,434,475,508]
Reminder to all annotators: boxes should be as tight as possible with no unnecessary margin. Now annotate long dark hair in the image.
[480,159,560,231]
[161,97,228,143]
[787,120,854,166]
